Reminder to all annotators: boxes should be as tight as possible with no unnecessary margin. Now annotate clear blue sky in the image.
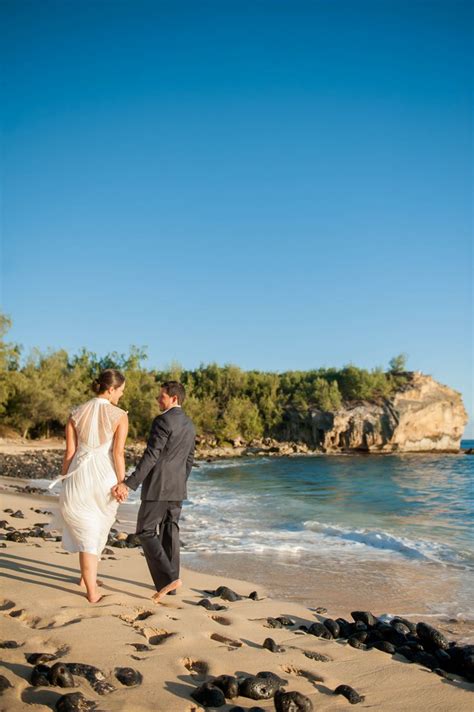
[1,1,473,435]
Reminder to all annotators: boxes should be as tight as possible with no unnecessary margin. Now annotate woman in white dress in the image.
[50,369,128,603]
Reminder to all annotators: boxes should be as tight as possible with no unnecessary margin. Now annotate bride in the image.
[50,369,128,603]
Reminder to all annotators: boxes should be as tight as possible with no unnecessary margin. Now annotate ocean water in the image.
[35,441,474,627]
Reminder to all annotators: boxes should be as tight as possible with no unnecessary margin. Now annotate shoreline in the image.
[0,436,471,461]
[0,487,473,710]
[2,474,474,646]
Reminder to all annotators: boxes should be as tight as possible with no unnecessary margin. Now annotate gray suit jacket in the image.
[124,407,196,501]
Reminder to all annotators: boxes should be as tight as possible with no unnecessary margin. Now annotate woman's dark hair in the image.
[92,369,125,395]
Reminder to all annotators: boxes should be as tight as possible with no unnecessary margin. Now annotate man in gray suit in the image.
[112,381,195,603]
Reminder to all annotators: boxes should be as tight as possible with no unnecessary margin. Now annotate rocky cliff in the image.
[279,372,467,453]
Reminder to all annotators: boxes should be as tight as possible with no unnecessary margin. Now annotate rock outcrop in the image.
[281,373,467,453]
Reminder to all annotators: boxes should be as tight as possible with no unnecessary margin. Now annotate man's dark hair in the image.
[161,381,186,405]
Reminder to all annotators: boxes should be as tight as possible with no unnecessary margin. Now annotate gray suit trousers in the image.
[136,500,182,591]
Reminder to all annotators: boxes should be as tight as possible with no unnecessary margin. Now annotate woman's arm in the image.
[113,414,129,483]
[62,418,77,476]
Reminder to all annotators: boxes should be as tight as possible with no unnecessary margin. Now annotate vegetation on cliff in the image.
[0,314,409,441]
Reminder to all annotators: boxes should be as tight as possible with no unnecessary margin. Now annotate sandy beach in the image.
[1,483,473,712]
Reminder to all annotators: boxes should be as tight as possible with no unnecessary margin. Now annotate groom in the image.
[112,381,196,603]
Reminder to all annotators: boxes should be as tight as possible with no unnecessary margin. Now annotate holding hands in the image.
[112,482,129,502]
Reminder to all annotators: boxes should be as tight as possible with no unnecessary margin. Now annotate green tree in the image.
[389,353,408,373]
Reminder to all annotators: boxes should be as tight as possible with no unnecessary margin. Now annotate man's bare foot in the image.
[152,579,182,604]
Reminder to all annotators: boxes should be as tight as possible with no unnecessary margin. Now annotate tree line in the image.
[0,314,408,442]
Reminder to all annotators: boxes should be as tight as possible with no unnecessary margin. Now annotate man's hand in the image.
[112,482,130,503]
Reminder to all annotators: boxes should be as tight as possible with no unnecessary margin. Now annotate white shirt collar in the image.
[161,404,181,415]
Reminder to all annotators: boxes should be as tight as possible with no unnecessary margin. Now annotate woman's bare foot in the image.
[87,592,105,604]
[152,579,182,604]
[79,578,104,588]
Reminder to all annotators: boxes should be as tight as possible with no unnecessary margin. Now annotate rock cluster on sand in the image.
[302,611,474,683]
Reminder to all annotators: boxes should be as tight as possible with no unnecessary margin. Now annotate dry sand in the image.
[0,488,473,711]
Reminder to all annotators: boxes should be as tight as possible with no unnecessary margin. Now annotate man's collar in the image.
[161,404,182,415]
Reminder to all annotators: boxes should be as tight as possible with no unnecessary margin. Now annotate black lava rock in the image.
[0,675,12,694]
[239,675,281,700]
[111,540,127,548]
[249,591,259,600]
[191,682,226,707]
[351,611,377,627]
[114,667,143,687]
[11,510,24,518]
[334,684,364,704]
[276,616,295,627]
[372,640,396,654]
[6,531,27,543]
[215,585,242,602]
[323,618,341,638]
[197,598,227,611]
[365,630,384,647]
[434,649,452,670]
[256,671,287,688]
[212,674,240,699]
[0,640,21,649]
[308,622,332,639]
[303,651,332,662]
[49,663,75,688]
[392,618,417,633]
[335,618,354,639]
[384,629,407,647]
[398,645,419,662]
[267,617,284,628]
[55,692,98,711]
[391,621,411,636]
[416,623,449,651]
[26,652,58,664]
[65,663,114,695]
[263,637,284,653]
[229,707,246,712]
[414,651,439,670]
[125,534,141,548]
[351,630,369,644]
[274,689,313,711]
[31,664,51,686]
[348,636,365,649]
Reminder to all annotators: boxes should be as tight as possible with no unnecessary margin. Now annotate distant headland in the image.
[0,314,467,454]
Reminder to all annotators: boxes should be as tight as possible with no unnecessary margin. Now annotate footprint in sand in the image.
[142,627,175,645]
[118,609,155,626]
[5,604,85,631]
[181,657,209,680]
[135,610,154,621]
[209,615,232,626]
[0,599,16,611]
[8,609,42,628]
[209,632,242,648]
[280,664,325,684]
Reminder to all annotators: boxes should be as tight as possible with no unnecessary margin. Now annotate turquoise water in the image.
[35,442,474,621]
[178,449,473,568]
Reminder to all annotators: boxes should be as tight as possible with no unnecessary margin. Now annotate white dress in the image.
[49,397,127,556]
